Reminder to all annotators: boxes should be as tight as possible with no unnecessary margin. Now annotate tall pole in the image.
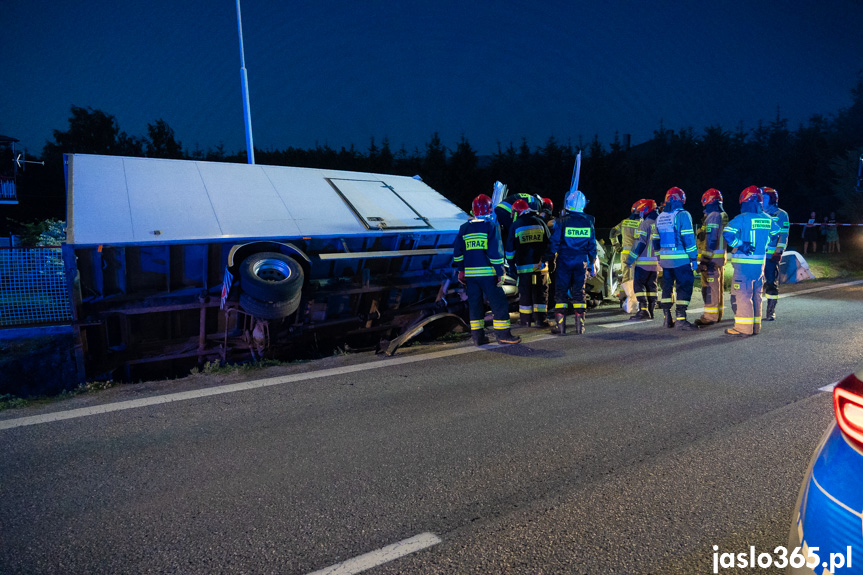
[236,0,255,164]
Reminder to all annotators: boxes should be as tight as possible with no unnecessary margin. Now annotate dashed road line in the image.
[2,281,858,430]
[305,532,441,575]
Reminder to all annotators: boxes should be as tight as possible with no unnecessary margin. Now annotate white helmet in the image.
[563,190,587,213]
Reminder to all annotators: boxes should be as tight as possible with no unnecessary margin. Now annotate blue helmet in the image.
[563,190,587,213]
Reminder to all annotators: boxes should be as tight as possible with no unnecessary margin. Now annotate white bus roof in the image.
[65,154,468,246]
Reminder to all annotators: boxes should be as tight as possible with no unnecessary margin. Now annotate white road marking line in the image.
[597,279,863,329]
[305,532,441,575]
[819,382,838,393]
[3,281,858,430]
[0,335,553,430]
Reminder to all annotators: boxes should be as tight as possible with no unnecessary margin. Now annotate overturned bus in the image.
[63,154,489,382]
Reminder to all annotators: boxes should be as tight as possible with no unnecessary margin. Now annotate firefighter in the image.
[539,197,557,317]
[761,187,790,321]
[506,199,552,327]
[721,186,780,337]
[655,187,699,330]
[609,202,643,314]
[625,198,660,320]
[494,191,543,243]
[548,190,596,335]
[694,188,729,326]
[539,197,555,229]
[453,194,521,345]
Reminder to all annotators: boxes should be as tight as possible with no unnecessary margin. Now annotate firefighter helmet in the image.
[563,190,587,213]
[701,188,723,206]
[632,198,657,217]
[762,187,779,207]
[471,194,493,217]
[512,199,531,215]
[541,197,554,213]
[664,187,686,204]
[739,185,762,204]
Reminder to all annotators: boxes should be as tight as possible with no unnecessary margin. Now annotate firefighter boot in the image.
[574,312,585,334]
[630,303,651,321]
[495,329,521,344]
[662,308,675,328]
[519,312,532,327]
[647,299,656,319]
[471,330,490,346]
[694,316,715,327]
[551,313,567,335]
[674,309,699,331]
[534,312,553,328]
[764,299,777,321]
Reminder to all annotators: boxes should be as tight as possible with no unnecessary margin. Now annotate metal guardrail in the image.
[0,247,73,327]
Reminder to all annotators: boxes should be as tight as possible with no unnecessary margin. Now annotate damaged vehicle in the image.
[62,154,487,381]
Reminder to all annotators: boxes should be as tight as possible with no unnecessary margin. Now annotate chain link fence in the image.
[0,247,73,326]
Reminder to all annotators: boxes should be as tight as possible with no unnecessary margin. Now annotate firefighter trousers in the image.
[730,266,764,335]
[466,276,511,332]
[764,259,780,301]
[517,271,549,319]
[554,261,588,314]
[633,266,658,308]
[660,264,694,318]
[700,261,725,322]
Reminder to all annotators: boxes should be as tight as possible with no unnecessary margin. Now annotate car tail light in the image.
[833,370,863,449]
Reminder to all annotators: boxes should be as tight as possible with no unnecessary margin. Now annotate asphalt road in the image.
[2,279,861,575]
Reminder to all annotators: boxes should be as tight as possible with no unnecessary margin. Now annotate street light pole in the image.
[236,0,255,164]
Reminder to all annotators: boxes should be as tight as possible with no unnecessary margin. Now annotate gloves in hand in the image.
[691,260,699,272]
[457,271,465,284]
[771,251,783,262]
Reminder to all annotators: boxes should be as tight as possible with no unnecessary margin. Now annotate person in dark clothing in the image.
[453,194,521,345]
[761,187,790,321]
[506,199,553,327]
[625,198,660,321]
[655,187,699,331]
[548,190,596,335]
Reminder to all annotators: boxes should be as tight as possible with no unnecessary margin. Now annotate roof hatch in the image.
[326,178,431,230]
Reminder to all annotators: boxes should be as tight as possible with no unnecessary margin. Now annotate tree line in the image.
[8,77,863,236]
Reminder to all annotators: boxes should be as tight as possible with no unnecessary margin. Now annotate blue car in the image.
[789,368,863,574]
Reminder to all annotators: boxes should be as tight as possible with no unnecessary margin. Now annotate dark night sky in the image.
[3,1,863,157]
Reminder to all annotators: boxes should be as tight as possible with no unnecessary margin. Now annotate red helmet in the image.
[739,185,762,204]
[701,188,723,206]
[762,187,779,206]
[512,199,531,215]
[664,187,686,204]
[632,198,657,216]
[541,197,553,213]
[471,194,493,217]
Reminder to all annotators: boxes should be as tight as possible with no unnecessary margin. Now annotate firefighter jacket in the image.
[495,193,542,237]
[549,211,597,267]
[609,214,641,262]
[505,211,551,274]
[697,205,729,263]
[625,211,659,269]
[764,206,790,255]
[722,203,780,276]
[452,217,506,278]
[654,203,698,270]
